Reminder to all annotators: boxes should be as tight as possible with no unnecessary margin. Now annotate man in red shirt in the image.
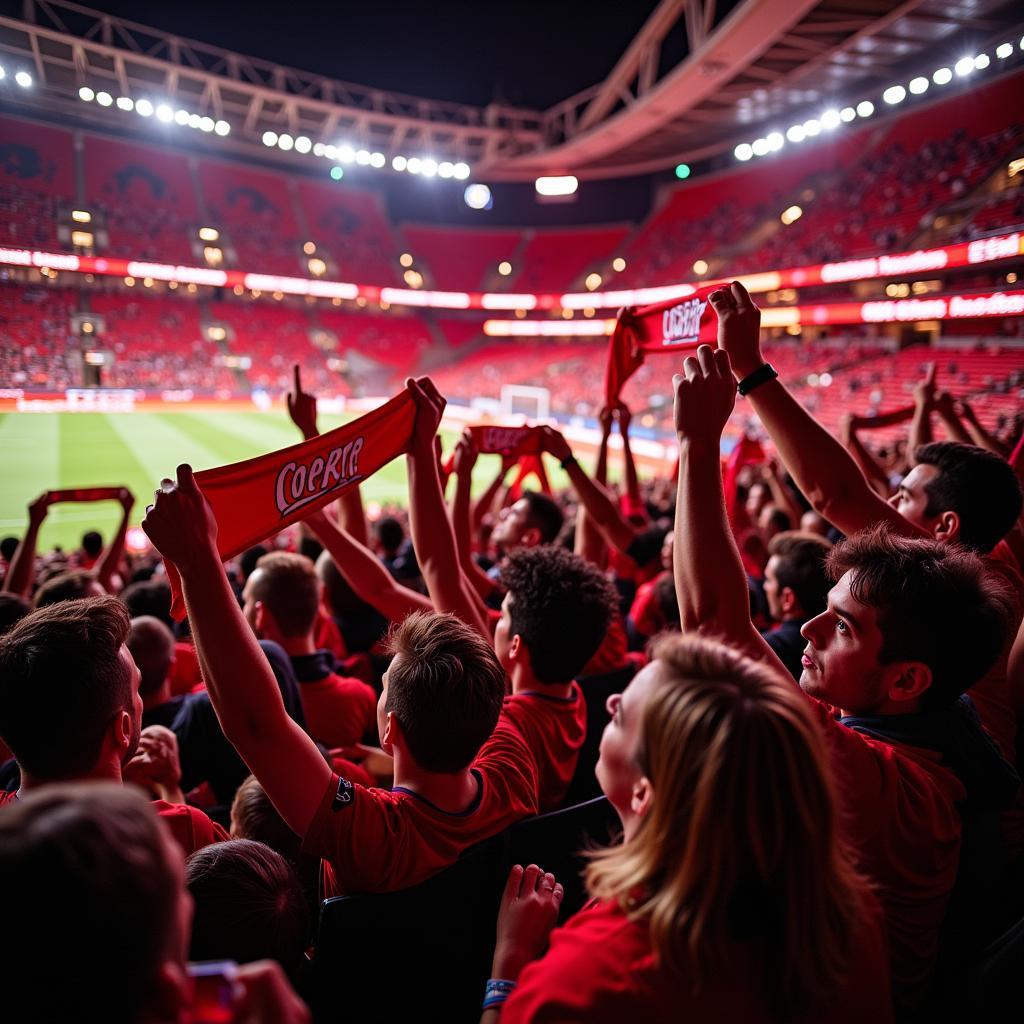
[670,336,1015,1011]
[0,596,227,855]
[242,550,376,749]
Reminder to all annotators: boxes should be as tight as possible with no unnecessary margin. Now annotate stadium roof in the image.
[0,0,1021,182]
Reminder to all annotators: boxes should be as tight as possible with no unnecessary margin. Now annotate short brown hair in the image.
[768,531,833,618]
[0,782,177,1024]
[231,774,302,862]
[33,568,100,609]
[827,524,1012,709]
[385,612,506,772]
[249,552,320,637]
[0,596,132,778]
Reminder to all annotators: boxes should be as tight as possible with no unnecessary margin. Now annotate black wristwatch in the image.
[737,362,778,396]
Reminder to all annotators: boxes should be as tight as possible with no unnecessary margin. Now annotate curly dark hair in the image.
[502,546,618,684]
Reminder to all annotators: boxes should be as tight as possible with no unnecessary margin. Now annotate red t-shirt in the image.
[808,697,963,1011]
[501,686,587,812]
[298,670,377,750]
[504,894,892,1024]
[301,712,538,894]
[169,641,203,696]
[627,571,670,639]
[314,609,349,661]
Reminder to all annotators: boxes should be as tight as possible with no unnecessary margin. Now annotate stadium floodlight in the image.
[406,156,422,174]
[996,43,1013,59]
[294,136,312,153]
[933,67,953,85]
[313,143,324,157]
[188,114,202,129]
[839,107,856,123]
[174,108,189,125]
[370,152,386,168]
[323,145,337,159]
[0,67,5,81]
[78,86,95,101]
[112,96,132,112]
[820,109,841,130]
[766,133,784,152]
[136,99,154,117]
[214,121,231,137]
[355,149,371,165]
[803,118,821,136]
[908,77,929,95]
[954,56,975,76]
[278,133,294,151]
[734,142,754,161]
[337,145,355,164]
[751,138,770,156]
[392,155,408,171]
[156,104,174,123]
[420,158,438,177]
[882,85,906,104]
[693,259,709,275]
[438,161,455,178]
[856,100,874,117]
[199,117,215,133]
[786,125,806,143]
[612,257,626,272]
[974,54,990,70]
[535,175,578,196]
[262,130,278,147]
[96,91,113,107]
[453,162,471,180]
[464,183,492,210]
[498,261,513,276]
[14,71,31,88]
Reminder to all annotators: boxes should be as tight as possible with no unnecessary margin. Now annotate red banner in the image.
[165,391,416,619]
[605,286,718,404]
[47,487,127,503]
[467,425,545,457]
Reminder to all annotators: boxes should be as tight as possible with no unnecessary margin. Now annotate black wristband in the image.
[560,454,578,470]
[737,362,778,396]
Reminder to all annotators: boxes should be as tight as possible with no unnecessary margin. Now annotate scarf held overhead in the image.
[604,286,719,405]
[165,390,416,619]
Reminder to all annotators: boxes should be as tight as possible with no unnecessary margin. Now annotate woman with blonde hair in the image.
[483,633,892,1023]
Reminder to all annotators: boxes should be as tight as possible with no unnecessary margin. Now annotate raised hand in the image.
[118,487,135,513]
[597,405,615,436]
[913,362,937,408]
[491,863,564,982]
[286,364,319,439]
[142,464,219,574]
[27,491,51,528]
[538,426,573,464]
[615,401,632,433]
[709,281,763,379]
[453,430,479,476]
[673,344,737,445]
[123,725,183,802]
[406,376,446,452]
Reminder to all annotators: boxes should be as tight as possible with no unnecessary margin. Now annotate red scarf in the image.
[605,286,718,404]
[467,424,545,457]
[47,487,125,502]
[166,391,416,619]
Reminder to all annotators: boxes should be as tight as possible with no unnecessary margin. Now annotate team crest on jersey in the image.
[661,297,707,347]
[331,777,355,811]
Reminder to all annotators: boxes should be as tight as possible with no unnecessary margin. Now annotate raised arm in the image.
[616,402,643,512]
[957,398,1009,457]
[287,364,368,547]
[539,428,638,555]
[2,492,49,598]
[839,414,893,499]
[712,282,915,540]
[933,391,973,446]
[95,488,134,593]
[908,362,937,463]
[405,377,489,637]
[452,432,504,605]
[672,345,788,675]
[304,508,433,623]
[472,455,515,532]
[576,408,614,566]
[142,465,331,838]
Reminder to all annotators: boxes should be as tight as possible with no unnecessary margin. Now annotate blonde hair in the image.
[585,634,865,1015]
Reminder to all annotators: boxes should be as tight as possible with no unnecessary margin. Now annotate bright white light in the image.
[263,130,280,147]
[820,109,841,130]
[857,100,874,117]
[313,143,325,157]
[438,161,455,178]
[369,152,386,168]
[174,108,190,125]
[188,114,202,129]
[294,136,312,154]
[803,118,821,136]
[96,91,113,107]
[79,86,95,101]
[840,106,856,123]
[0,67,4,82]
[453,162,471,180]
[324,145,337,159]
[14,71,31,88]
[406,157,422,174]
[199,117,214,133]
[337,145,355,163]
[751,138,770,156]
[734,142,754,160]
[766,131,784,151]
[355,149,371,165]
[156,104,173,122]
[909,77,929,95]
[883,85,906,104]
[535,175,578,196]
[996,43,1013,59]
[420,158,438,177]
[136,99,154,117]
[214,120,230,137]
[392,155,408,171]
[786,124,806,143]
[464,183,492,210]
[933,67,952,85]
[974,53,990,70]
[955,56,975,76]
[278,133,294,151]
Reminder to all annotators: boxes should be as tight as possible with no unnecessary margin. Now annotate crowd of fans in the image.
[2,283,1023,1022]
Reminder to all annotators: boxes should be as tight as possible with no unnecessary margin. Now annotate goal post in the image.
[500,384,550,421]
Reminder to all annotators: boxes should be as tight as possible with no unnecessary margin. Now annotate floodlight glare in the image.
[214,120,230,136]
[734,142,754,161]
[14,71,32,88]
[174,109,190,125]
[438,161,455,178]
[370,152,386,168]
[136,99,154,117]
[751,138,770,156]
[156,104,174,122]
[420,158,438,177]
[96,91,113,107]
[803,118,821,136]
[392,155,408,171]
[996,43,1013,59]
[820,109,841,130]
[464,183,492,209]
[786,124,806,143]
[355,149,371,165]
[535,175,578,196]
[933,67,953,85]
[766,132,784,151]
[453,162,471,180]
[954,56,975,76]
[278,133,294,151]
[909,77,928,95]
[79,86,95,101]
[840,107,856,123]
[294,136,312,153]
[856,100,874,117]
[974,54,990,70]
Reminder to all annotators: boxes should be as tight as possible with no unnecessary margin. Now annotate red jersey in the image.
[301,712,538,894]
[314,609,349,661]
[501,685,587,812]
[504,894,892,1024]
[169,641,203,696]
[298,670,376,750]
[808,697,963,1011]
[627,571,670,639]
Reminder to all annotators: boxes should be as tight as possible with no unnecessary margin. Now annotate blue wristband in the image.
[483,978,517,1010]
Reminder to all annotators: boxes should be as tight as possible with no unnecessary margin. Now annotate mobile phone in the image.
[188,960,239,1023]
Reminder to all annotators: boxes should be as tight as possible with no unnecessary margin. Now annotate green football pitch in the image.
[0,409,580,551]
